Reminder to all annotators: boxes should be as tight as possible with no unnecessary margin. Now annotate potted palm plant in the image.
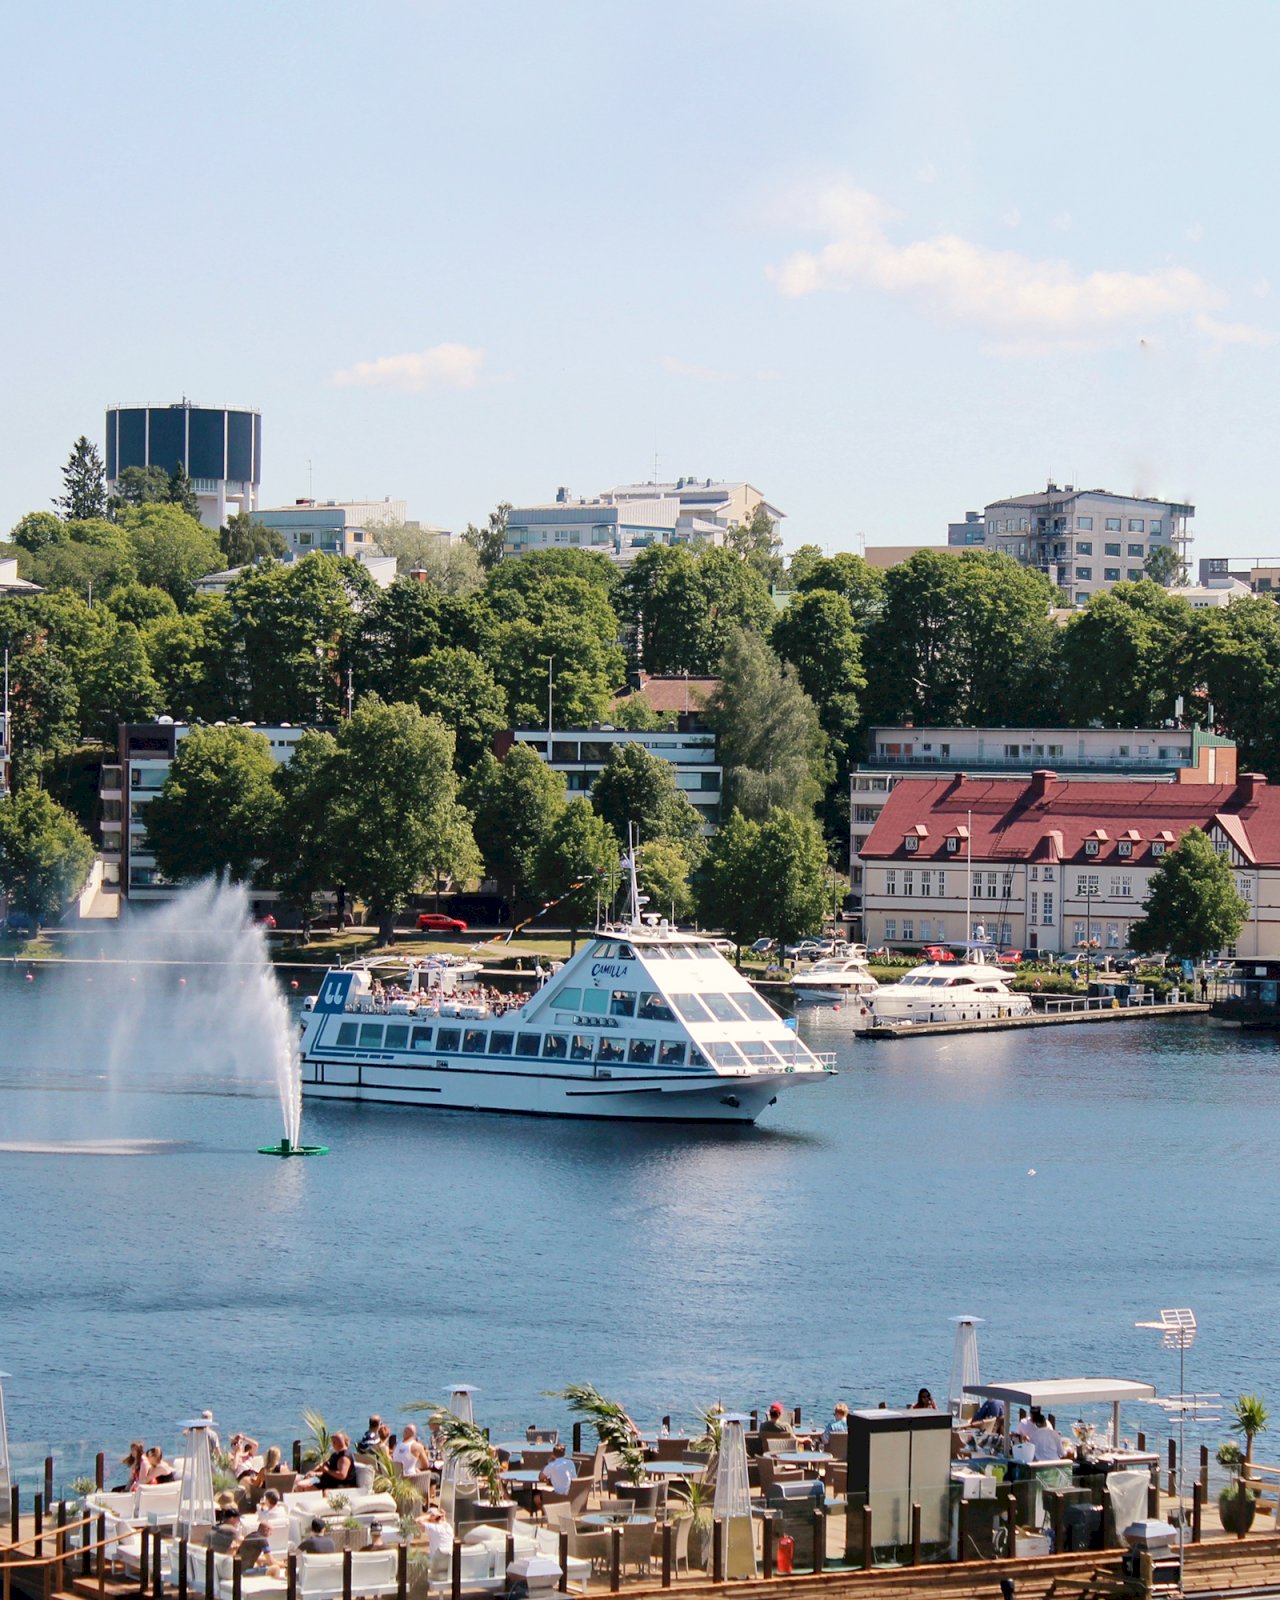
[370,1446,424,1516]
[551,1382,648,1485]
[438,1413,509,1512]
[1216,1443,1255,1537]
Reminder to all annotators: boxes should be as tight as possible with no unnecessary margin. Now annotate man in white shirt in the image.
[393,1424,430,1474]
[1016,1407,1065,1460]
[539,1443,578,1497]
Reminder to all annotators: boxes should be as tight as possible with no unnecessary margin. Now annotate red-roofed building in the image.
[611,673,720,726]
[861,770,1280,958]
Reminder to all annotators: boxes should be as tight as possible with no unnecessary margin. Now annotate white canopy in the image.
[964,1378,1156,1447]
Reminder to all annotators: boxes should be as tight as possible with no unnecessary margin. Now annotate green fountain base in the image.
[257,1138,329,1158]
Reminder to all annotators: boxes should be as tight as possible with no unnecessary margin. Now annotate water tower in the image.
[105,400,261,529]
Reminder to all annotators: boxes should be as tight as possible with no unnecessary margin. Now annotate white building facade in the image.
[502,726,722,833]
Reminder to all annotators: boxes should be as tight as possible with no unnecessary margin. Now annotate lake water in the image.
[1,963,1276,1487]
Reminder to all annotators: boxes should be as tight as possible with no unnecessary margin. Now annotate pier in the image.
[854,1001,1210,1040]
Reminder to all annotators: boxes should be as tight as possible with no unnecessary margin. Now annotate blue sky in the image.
[1,0,1275,562]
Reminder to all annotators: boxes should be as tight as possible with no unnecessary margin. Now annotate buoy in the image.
[25,971,34,982]
[1028,1167,1037,1176]
[178,977,187,986]
[290,979,299,990]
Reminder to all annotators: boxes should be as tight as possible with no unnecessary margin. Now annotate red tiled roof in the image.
[862,773,1280,866]
[615,675,720,713]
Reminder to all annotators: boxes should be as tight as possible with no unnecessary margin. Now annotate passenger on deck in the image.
[760,1403,796,1440]
[297,1518,337,1554]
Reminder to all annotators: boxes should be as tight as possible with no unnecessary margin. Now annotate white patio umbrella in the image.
[712,1415,756,1579]
[0,1371,11,1499]
[177,1417,216,1536]
[439,1384,478,1519]
[948,1315,985,1419]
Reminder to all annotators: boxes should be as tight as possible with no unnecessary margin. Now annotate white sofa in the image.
[457,1525,587,1591]
[297,1549,400,1600]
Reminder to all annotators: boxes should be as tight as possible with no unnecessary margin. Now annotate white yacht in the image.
[299,883,836,1124]
[867,946,1032,1026]
[791,947,878,1004]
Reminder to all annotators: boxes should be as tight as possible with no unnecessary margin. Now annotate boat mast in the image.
[626,822,643,928]
[965,808,972,944]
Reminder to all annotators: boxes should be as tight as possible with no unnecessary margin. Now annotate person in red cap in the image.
[759,1401,796,1441]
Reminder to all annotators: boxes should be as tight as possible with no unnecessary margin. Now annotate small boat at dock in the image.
[867,944,1032,1026]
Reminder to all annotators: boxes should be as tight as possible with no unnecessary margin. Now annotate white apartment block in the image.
[502,726,722,833]
[254,499,411,559]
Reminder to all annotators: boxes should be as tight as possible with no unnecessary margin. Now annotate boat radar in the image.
[257,1137,329,1158]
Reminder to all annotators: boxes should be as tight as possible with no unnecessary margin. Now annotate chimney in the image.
[408,568,430,584]
[1028,769,1058,802]
[555,486,570,503]
[1236,772,1267,805]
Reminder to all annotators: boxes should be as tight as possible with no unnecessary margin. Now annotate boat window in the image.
[436,1027,461,1052]
[609,990,636,1018]
[666,946,696,960]
[644,945,668,959]
[616,944,637,961]
[590,940,618,959]
[670,993,712,1023]
[949,976,974,986]
[336,1021,358,1046]
[638,991,674,1021]
[488,1031,514,1055]
[384,1024,409,1049]
[570,1034,594,1061]
[516,1031,541,1056]
[358,1023,384,1048]
[411,1025,433,1051]
[690,1047,711,1069]
[542,1034,568,1059]
[549,987,580,1012]
[462,1029,488,1054]
[769,1038,799,1062]
[579,989,608,1014]
[689,942,718,959]
[927,977,949,987]
[658,1040,686,1066]
[627,1038,656,1065]
[597,1037,625,1063]
[739,1040,772,1059]
[702,993,745,1022]
[732,991,776,1023]
[708,1041,744,1065]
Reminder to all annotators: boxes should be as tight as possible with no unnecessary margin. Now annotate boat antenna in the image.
[625,822,643,927]
[965,808,972,944]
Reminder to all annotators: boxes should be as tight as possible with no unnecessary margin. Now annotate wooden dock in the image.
[854,1002,1210,1040]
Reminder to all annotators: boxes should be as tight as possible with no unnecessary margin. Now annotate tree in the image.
[533,797,619,929]
[607,695,676,732]
[1188,599,1280,777]
[461,502,511,570]
[26,517,137,596]
[321,699,480,944]
[0,788,94,927]
[479,573,626,728]
[220,511,287,568]
[786,544,825,588]
[144,725,283,885]
[792,551,885,624]
[708,627,827,819]
[78,619,163,742]
[10,512,66,553]
[724,503,784,585]
[1144,543,1186,586]
[1057,582,1194,727]
[590,741,705,860]
[372,523,483,592]
[696,810,760,945]
[617,545,775,676]
[0,600,81,785]
[109,464,172,512]
[772,588,866,750]
[402,646,508,772]
[697,807,829,947]
[142,598,232,722]
[1129,826,1249,961]
[464,745,565,909]
[54,436,107,521]
[347,577,475,703]
[118,503,223,605]
[270,729,344,918]
[102,582,179,628]
[167,461,201,520]
[636,837,696,922]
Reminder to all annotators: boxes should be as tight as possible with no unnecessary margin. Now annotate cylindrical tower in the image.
[105,400,261,529]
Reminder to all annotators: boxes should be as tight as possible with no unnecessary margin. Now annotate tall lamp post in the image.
[1136,1309,1205,1592]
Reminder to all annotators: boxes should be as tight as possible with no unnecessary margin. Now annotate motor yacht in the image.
[790,947,878,1003]
[866,946,1032,1025]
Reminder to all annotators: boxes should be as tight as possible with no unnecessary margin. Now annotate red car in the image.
[921,944,957,963]
[417,912,469,932]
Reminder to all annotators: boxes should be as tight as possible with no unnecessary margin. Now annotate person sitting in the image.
[142,1445,177,1484]
[416,1506,453,1574]
[297,1518,337,1554]
[910,1389,937,1410]
[760,1402,796,1440]
[1016,1406,1066,1460]
[393,1424,430,1474]
[229,1434,261,1478]
[539,1442,577,1496]
[822,1402,849,1447]
[365,1522,386,1550]
[258,1489,288,1532]
[208,1511,243,1554]
[357,1416,383,1454]
[301,1432,356,1490]
[114,1441,146,1492]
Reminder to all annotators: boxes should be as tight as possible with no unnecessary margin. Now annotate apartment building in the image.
[859,769,1280,958]
[254,498,415,559]
[847,725,1237,938]
[948,483,1194,605]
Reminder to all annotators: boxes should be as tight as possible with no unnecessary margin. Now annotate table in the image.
[500,1470,545,1485]
[581,1513,655,1528]
[643,1460,705,1478]
[772,1451,833,1468]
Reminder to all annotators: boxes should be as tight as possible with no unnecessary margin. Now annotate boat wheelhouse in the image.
[299,919,835,1123]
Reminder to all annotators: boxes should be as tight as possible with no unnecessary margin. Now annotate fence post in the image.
[82,1503,93,1577]
[204,1546,214,1600]
[10,1486,18,1542]
[34,1492,44,1560]
[661,1521,673,1587]
[814,1506,827,1573]
[505,1533,514,1571]
[1192,1482,1203,1544]
[153,1526,164,1600]
[56,1498,67,1592]
[712,1519,724,1583]
[232,1555,242,1600]
[1004,1490,1017,1559]
[910,1503,920,1567]
[450,1539,461,1600]
[342,1548,352,1600]
[1200,1446,1209,1494]
[397,1544,407,1600]
[96,1453,105,1492]
[558,1533,569,1581]
[749,1411,758,1433]
[1147,1481,1160,1519]
[178,1538,188,1600]
[861,1503,873,1570]
[44,1459,54,1513]
[138,1520,149,1597]
[957,1497,968,1563]
[99,1515,109,1594]
[287,1553,297,1600]
[572,1423,582,1455]
[761,1514,774,1580]
[1168,1438,1176,1498]
[792,1407,802,1429]
[610,1525,622,1592]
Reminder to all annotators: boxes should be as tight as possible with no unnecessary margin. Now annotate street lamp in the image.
[1136,1309,1215,1591]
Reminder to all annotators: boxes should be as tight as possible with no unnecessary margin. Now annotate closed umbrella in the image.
[712,1415,756,1578]
[948,1316,984,1419]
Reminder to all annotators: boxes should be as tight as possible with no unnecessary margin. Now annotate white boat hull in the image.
[300,1057,816,1123]
[868,994,1032,1024]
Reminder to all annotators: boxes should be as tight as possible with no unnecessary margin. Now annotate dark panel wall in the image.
[187,409,225,480]
[117,409,147,473]
[147,409,186,475]
[226,411,255,484]
[104,410,118,479]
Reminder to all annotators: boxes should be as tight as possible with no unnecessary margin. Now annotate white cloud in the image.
[331,342,484,391]
[662,354,726,381]
[1195,314,1275,349]
[767,183,1223,339]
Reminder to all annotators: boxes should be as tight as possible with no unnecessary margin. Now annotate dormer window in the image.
[905,836,919,852]
[1085,839,1099,856]
[946,837,959,853]
[1152,842,1166,857]
[1118,840,1132,858]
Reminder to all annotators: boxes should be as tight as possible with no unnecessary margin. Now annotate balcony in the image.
[868,751,1189,772]
[99,765,123,797]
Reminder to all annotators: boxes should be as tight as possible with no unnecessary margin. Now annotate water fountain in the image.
[96,880,327,1155]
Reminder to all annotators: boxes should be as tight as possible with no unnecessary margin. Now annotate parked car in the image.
[750,937,777,955]
[4,911,35,935]
[710,937,737,956]
[996,948,1023,967]
[785,940,826,961]
[921,944,957,963]
[417,912,469,932]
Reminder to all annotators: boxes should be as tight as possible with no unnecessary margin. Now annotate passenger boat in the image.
[790,947,878,1003]
[299,869,836,1123]
[867,945,1032,1026]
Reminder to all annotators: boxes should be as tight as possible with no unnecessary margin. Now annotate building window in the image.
[298,531,313,546]
[936,871,945,896]
[1077,516,1093,530]
[1127,569,1143,581]
[902,919,914,940]
[885,871,896,896]
[1030,866,1039,882]
[947,837,959,853]
[1030,891,1038,921]
[1075,592,1089,606]
[884,919,896,941]
[1152,842,1166,857]
[1105,542,1121,556]
[1128,518,1145,532]
[920,871,932,896]
[1001,871,1013,894]
[1004,744,1020,757]
[905,835,918,852]
[1119,876,1132,897]
[1076,566,1092,581]
[1107,923,1120,948]
[1104,568,1120,582]
[1150,520,1163,534]
[1105,517,1122,531]
[902,871,914,896]
[1077,540,1093,554]
[1128,543,1144,557]
[1042,892,1054,924]
[1085,839,1099,856]
[1119,840,1132,857]
[1239,876,1254,903]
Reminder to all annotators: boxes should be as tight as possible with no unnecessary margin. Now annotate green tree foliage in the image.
[347,578,475,703]
[320,699,480,943]
[534,796,619,927]
[1129,826,1248,961]
[109,464,172,511]
[117,503,222,605]
[77,618,163,742]
[1057,582,1194,726]
[792,551,886,623]
[142,598,231,722]
[862,550,1056,725]
[0,788,94,927]
[773,588,866,750]
[220,511,287,568]
[481,573,625,728]
[54,436,107,521]
[10,512,66,553]
[25,517,137,596]
[786,544,825,588]
[1188,599,1280,776]
[461,501,511,570]
[1144,543,1186,586]
[372,523,483,592]
[167,461,201,520]
[618,545,776,675]
[606,694,677,731]
[697,807,829,946]
[636,837,696,922]
[102,583,179,628]
[483,546,618,606]
[708,627,826,820]
[269,729,343,916]
[723,504,783,585]
[0,600,81,784]
[401,646,507,772]
[145,725,283,885]
[464,745,566,908]
[590,741,705,860]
